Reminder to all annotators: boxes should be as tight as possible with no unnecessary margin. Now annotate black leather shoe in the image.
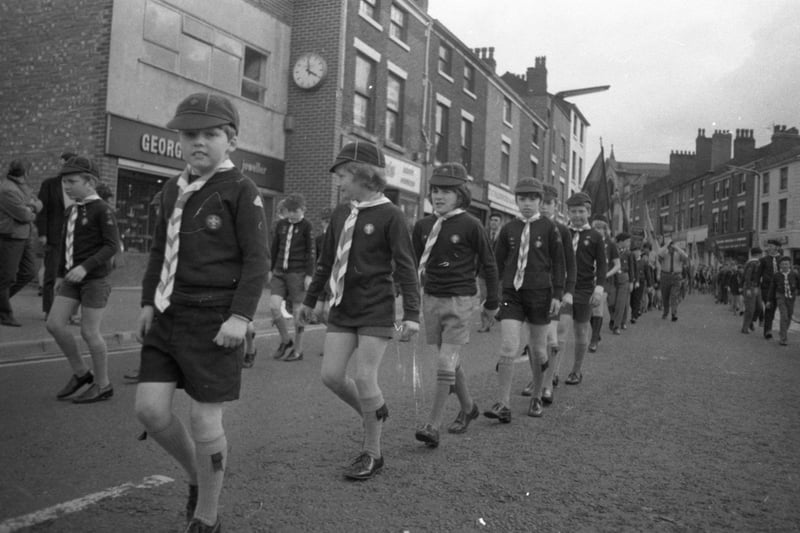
[588,342,598,353]
[414,423,440,447]
[184,518,221,533]
[447,402,479,434]
[72,383,113,404]
[764,332,773,339]
[483,402,511,423]
[527,397,544,417]
[56,371,94,399]
[671,315,678,322]
[344,452,384,480]
[565,372,582,385]
[542,388,553,405]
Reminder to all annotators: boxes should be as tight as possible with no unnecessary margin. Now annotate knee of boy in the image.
[436,350,459,372]
[134,402,170,431]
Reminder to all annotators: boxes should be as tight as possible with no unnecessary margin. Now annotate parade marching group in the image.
[1,92,797,533]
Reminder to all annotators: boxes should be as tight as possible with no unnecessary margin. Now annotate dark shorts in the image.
[57,278,111,308]
[497,287,552,325]
[326,322,395,339]
[139,304,242,403]
[569,301,592,323]
[270,271,306,304]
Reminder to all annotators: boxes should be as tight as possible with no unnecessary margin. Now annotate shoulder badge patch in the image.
[364,223,375,235]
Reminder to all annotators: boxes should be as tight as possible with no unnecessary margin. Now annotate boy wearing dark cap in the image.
[741,247,762,333]
[766,256,799,346]
[412,163,498,447]
[299,140,419,480]
[267,193,314,362]
[484,177,565,422]
[47,156,120,403]
[758,239,782,339]
[563,192,607,385]
[588,214,620,352]
[134,93,268,532]
[521,183,575,408]
[610,232,635,334]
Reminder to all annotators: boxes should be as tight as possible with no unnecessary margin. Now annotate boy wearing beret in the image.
[267,193,314,362]
[766,256,799,346]
[300,141,419,480]
[611,232,635,335]
[412,163,499,447]
[563,192,606,385]
[521,183,575,409]
[134,93,269,532]
[46,156,119,403]
[484,177,565,422]
[588,214,619,352]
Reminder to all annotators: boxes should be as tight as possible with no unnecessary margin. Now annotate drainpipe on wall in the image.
[419,17,433,218]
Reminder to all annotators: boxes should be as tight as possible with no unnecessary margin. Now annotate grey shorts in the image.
[423,294,473,345]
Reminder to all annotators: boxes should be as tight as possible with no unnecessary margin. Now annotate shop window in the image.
[116,169,166,253]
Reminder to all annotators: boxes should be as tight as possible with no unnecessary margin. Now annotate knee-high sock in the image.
[360,394,385,459]
[496,356,515,407]
[453,365,473,413]
[429,369,456,427]
[193,434,227,526]
[590,316,602,343]
[149,415,197,484]
[544,346,559,388]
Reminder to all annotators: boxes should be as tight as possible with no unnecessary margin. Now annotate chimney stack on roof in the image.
[526,56,548,96]
[733,129,756,162]
[710,129,732,170]
[769,124,800,154]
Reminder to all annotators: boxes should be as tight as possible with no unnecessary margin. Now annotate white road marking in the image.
[0,475,174,532]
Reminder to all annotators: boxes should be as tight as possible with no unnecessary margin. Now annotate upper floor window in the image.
[501,140,510,185]
[353,54,376,131]
[737,174,746,195]
[722,178,730,198]
[463,63,475,93]
[779,198,787,228]
[762,172,770,194]
[241,47,268,103]
[434,102,450,164]
[389,5,406,42]
[713,182,720,201]
[560,136,567,163]
[779,166,788,190]
[460,117,473,175]
[660,194,670,208]
[531,160,538,179]
[502,97,512,124]
[531,123,539,146]
[761,202,769,230]
[438,43,452,76]
[385,74,404,144]
[737,206,745,231]
[359,0,378,20]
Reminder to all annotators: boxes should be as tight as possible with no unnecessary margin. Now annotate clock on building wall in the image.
[292,52,328,90]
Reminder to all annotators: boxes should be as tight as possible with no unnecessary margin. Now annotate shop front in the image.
[710,231,752,264]
[486,182,519,223]
[106,114,284,253]
[383,153,422,228]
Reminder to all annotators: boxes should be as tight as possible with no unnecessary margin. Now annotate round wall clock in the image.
[292,52,328,90]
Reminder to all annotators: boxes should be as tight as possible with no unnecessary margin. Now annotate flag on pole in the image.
[581,146,613,221]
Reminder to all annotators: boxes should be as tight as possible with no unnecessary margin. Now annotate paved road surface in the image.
[1,294,798,532]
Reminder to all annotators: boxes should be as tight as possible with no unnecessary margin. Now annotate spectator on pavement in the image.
[0,159,42,327]
[766,256,799,346]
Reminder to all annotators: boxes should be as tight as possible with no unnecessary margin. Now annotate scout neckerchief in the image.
[154,160,234,312]
[783,271,792,298]
[513,213,540,290]
[418,208,465,278]
[328,195,391,306]
[568,222,591,252]
[64,194,100,271]
[282,218,302,271]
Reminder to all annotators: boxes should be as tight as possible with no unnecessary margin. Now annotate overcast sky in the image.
[428,0,800,164]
